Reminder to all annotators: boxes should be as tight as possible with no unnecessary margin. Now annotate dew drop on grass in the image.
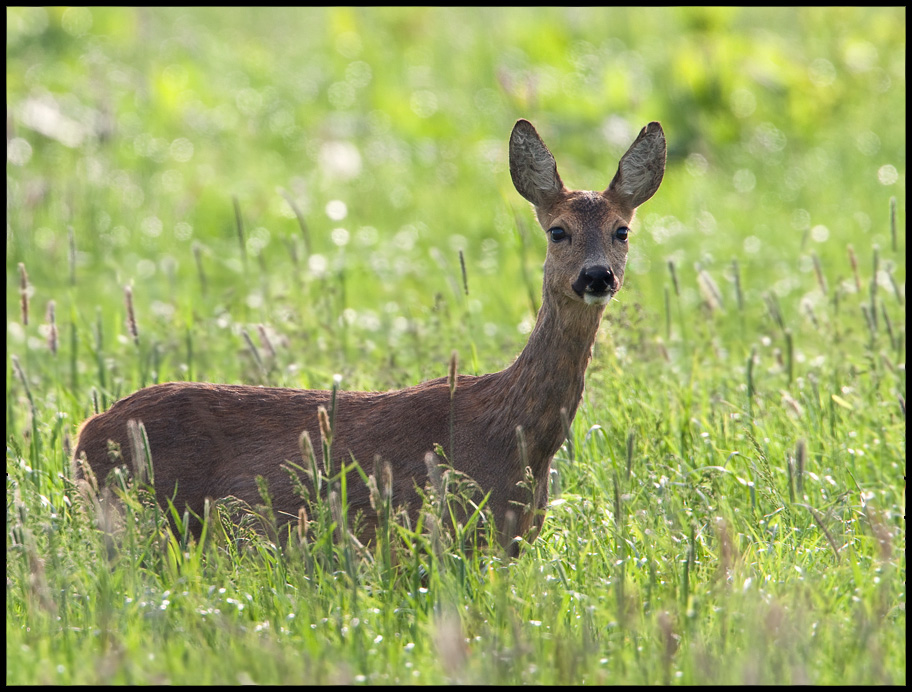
[810,225,829,243]
[308,254,328,277]
[733,169,756,193]
[7,138,32,166]
[877,164,899,185]
[742,236,761,254]
[325,199,348,220]
[137,259,156,278]
[729,88,756,118]
[170,138,194,162]
[141,216,163,237]
[331,227,350,246]
[321,144,362,181]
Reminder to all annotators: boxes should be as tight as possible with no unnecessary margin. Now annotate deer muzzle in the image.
[572,265,618,304]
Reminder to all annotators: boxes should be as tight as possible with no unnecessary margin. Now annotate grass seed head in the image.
[731,258,744,311]
[241,329,263,373]
[515,425,529,468]
[299,430,315,464]
[848,244,861,291]
[45,300,58,355]
[257,324,276,358]
[124,285,138,345]
[424,451,443,495]
[126,419,147,483]
[667,259,680,296]
[18,263,29,325]
[697,265,724,312]
[448,349,458,398]
[297,506,308,544]
[811,253,828,295]
[795,438,807,495]
[329,490,344,543]
[379,455,393,500]
[318,406,332,447]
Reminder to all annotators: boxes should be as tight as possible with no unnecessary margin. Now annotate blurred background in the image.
[6,6,906,387]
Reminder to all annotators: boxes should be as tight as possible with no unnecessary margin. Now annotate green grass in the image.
[6,6,905,685]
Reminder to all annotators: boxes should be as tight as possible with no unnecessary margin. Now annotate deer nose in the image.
[572,265,617,298]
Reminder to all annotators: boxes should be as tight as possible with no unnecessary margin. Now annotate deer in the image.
[73,118,666,549]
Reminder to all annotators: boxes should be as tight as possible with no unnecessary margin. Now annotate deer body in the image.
[74,119,666,545]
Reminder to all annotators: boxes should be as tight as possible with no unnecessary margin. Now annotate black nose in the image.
[572,265,617,297]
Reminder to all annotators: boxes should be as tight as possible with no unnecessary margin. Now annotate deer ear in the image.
[605,121,666,210]
[509,119,565,209]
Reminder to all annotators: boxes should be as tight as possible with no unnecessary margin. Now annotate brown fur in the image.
[73,119,666,546]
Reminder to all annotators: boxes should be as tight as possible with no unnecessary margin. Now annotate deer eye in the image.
[548,227,568,242]
[615,226,630,242]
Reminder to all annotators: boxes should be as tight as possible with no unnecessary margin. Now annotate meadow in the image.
[6,7,906,684]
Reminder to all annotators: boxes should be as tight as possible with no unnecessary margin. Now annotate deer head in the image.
[509,119,666,307]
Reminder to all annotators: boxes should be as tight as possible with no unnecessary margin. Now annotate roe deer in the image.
[73,118,666,547]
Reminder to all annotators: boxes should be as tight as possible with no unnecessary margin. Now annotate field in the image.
[6,7,906,684]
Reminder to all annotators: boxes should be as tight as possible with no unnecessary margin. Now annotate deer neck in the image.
[487,290,605,470]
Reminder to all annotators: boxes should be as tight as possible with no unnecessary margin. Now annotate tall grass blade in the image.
[233,194,247,269]
[280,188,311,256]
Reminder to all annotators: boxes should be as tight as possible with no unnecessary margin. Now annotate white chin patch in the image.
[583,292,612,306]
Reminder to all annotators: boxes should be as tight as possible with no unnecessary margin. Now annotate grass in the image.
[6,6,906,685]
